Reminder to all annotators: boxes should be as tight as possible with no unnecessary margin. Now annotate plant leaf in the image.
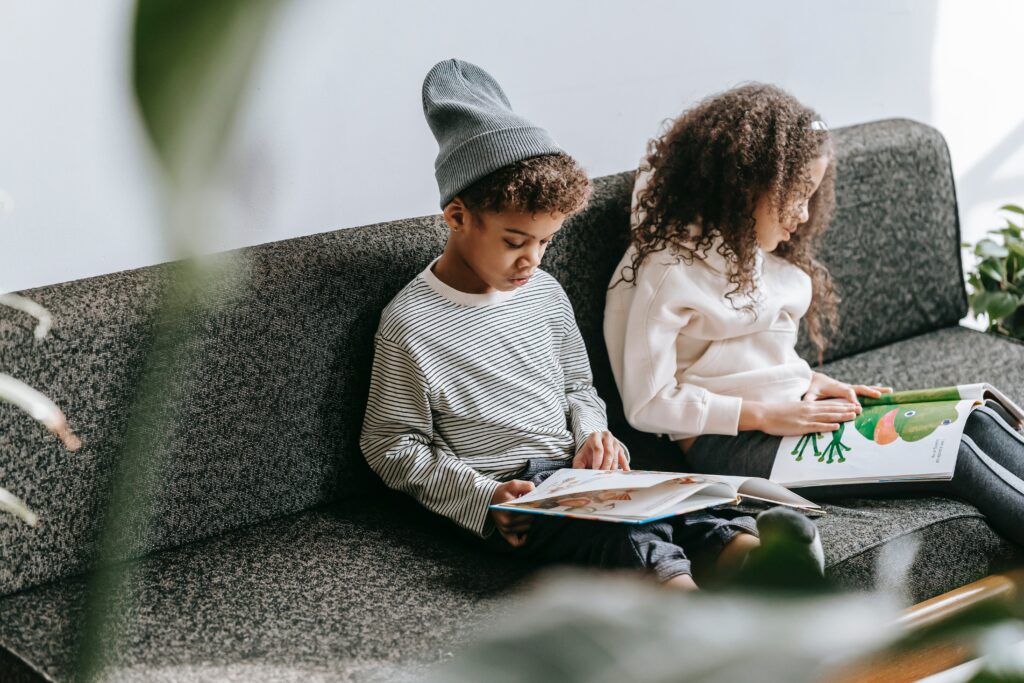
[0,374,82,450]
[132,0,281,187]
[979,261,1004,284]
[1008,240,1024,259]
[986,291,1020,321]
[0,486,39,527]
[0,293,53,339]
[1000,204,1024,215]
[976,239,1009,259]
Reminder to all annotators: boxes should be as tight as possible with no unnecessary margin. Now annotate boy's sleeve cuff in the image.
[701,393,743,435]
[471,477,503,538]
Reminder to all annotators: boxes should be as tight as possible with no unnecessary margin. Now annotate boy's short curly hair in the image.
[456,153,591,216]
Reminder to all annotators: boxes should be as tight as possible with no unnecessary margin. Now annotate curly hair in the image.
[457,153,591,216]
[616,83,839,363]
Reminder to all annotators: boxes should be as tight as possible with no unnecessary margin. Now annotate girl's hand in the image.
[803,372,892,405]
[740,400,860,437]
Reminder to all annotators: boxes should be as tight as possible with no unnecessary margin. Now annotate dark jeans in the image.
[485,458,758,581]
[685,405,1024,545]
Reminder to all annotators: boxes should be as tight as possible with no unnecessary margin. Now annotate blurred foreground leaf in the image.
[133,0,280,187]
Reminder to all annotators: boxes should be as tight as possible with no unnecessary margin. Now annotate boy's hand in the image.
[573,431,630,471]
[490,480,535,547]
[803,372,892,405]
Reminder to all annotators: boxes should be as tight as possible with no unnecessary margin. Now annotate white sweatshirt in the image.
[603,172,814,441]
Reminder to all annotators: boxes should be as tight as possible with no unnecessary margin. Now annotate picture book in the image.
[490,468,818,524]
[769,383,1024,488]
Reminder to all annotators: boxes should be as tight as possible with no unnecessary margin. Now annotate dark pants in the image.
[685,405,1024,545]
[485,459,758,581]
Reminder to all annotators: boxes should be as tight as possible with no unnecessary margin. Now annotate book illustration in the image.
[854,402,958,444]
[791,402,960,464]
[791,423,852,464]
[542,469,672,495]
[522,477,702,514]
[771,383,1024,488]
[860,386,962,406]
[519,489,641,514]
[491,469,816,524]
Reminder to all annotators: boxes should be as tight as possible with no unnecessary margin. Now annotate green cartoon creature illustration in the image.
[791,423,852,464]
[855,403,959,444]
[792,401,959,463]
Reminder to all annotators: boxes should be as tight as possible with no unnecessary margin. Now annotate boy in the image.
[360,59,822,589]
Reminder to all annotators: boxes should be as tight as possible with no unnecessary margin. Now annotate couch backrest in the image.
[0,118,965,595]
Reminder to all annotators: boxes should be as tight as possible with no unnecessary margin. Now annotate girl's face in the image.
[753,154,830,252]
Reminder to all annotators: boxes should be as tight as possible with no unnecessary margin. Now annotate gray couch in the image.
[1,119,1022,682]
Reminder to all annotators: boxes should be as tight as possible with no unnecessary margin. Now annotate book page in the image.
[769,398,971,487]
[860,386,962,406]
[494,468,738,520]
[507,468,719,504]
[499,478,729,519]
[704,475,819,509]
[978,384,1024,424]
[503,492,741,524]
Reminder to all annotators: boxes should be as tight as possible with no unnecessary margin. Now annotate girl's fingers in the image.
[807,407,858,419]
[814,407,858,418]
[807,422,841,433]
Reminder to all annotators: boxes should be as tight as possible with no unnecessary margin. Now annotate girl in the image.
[604,83,1024,545]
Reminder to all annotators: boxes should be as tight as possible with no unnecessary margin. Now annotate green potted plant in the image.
[965,204,1024,340]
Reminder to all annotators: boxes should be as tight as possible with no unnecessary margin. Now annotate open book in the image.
[770,383,1024,488]
[490,469,818,524]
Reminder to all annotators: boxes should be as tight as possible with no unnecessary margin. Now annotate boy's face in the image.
[442,200,565,293]
[753,154,830,252]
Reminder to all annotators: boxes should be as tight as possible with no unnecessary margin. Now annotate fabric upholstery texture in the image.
[0,119,1019,681]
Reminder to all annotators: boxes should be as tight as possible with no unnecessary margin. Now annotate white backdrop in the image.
[2,0,1023,294]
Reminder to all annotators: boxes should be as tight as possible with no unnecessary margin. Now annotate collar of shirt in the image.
[420,257,521,307]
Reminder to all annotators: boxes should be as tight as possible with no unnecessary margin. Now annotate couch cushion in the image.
[795,119,968,364]
[1,483,1020,683]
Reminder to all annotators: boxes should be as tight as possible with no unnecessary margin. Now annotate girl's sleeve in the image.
[360,336,501,537]
[616,267,743,438]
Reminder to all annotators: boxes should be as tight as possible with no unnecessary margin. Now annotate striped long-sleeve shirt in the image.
[360,261,614,537]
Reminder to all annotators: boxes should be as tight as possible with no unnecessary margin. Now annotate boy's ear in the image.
[443,197,468,232]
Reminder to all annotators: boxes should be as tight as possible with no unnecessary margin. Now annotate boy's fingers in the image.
[503,531,526,547]
[601,432,616,469]
[618,451,630,471]
[504,522,530,536]
[511,480,534,496]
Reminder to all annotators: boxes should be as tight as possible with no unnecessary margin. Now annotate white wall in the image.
[2,0,1023,294]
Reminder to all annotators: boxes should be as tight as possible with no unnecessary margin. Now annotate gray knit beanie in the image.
[422,59,563,208]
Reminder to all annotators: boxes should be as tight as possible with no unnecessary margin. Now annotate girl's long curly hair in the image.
[617,83,839,363]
